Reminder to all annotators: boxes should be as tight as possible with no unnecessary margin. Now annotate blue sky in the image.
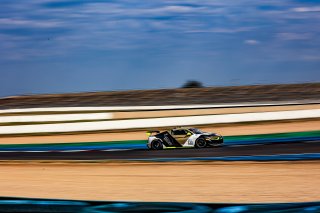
[0,0,320,97]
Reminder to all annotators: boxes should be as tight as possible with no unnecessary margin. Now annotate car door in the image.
[171,129,189,145]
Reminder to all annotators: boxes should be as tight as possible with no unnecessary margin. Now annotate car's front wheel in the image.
[150,139,163,150]
[195,138,207,148]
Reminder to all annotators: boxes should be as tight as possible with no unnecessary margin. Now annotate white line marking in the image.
[59,150,88,152]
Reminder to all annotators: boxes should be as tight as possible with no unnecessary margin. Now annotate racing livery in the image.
[147,127,223,150]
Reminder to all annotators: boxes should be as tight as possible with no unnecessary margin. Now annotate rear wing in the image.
[146,130,160,136]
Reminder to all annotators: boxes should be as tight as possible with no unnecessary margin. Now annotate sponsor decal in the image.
[164,134,173,146]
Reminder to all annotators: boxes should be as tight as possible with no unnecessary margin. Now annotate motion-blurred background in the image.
[0,0,320,212]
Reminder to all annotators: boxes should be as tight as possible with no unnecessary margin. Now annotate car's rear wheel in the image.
[151,139,163,150]
[195,138,207,148]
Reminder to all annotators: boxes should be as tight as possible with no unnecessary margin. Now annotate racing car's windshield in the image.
[189,128,204,134]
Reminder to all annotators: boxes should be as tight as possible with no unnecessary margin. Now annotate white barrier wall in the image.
[0,101,318,113]
[0,109,318,134]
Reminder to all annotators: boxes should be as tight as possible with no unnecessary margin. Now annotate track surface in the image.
[0,141,319,160]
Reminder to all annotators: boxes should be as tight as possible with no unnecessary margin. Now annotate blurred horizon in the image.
[1,81,320,99]
[1,0,320,97]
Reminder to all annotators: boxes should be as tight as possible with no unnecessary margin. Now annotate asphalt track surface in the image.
[0,141,319,160]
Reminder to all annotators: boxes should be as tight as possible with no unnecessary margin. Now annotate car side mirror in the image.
[187,132,192,136]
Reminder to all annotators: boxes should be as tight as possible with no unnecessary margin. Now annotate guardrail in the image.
[0,109,318,135]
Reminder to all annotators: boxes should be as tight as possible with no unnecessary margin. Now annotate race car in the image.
[146,127,223,150]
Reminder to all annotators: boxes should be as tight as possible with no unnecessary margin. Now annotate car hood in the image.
[201,132,220,136]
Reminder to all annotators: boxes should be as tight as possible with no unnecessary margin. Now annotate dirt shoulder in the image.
[0,161,319,203]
